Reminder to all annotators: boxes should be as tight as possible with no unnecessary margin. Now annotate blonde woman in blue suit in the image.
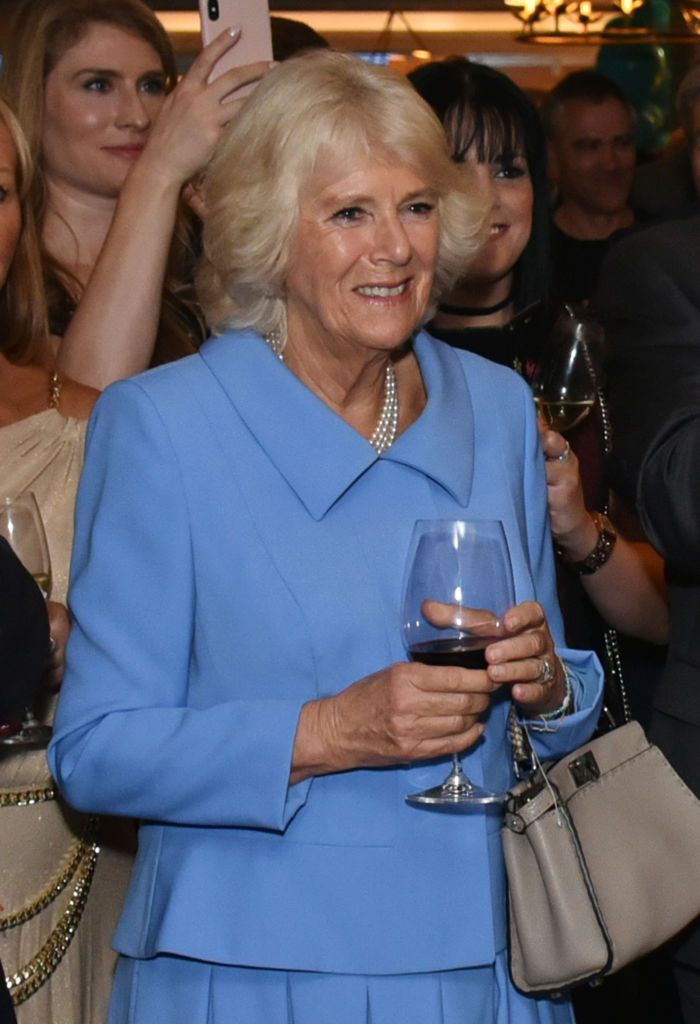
[49,51,603,1024]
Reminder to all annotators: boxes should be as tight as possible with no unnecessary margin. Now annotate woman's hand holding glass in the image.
[421,597,566,717]
[483,600,567,717]
[291,600,566,790]
[289,652,495,786]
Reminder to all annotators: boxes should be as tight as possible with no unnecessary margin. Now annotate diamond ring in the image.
[538,657,555,684]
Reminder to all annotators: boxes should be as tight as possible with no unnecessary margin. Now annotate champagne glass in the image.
[402,519,515,807]
[532,305,604,433]
[0,492,53,746]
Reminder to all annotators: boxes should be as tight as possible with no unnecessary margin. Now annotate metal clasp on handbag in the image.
[568,750,600,788]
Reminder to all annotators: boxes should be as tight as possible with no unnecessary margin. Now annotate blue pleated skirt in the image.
[108,952,574,1024]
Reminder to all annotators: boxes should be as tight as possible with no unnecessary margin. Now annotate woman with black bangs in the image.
[409,58,551,378]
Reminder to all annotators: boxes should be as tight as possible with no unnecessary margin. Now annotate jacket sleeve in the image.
[595,221,700,573]
[636,407,700,573]
[513,374,603,759]
[48,380,311,830]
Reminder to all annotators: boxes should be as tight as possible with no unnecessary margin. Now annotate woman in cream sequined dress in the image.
[0,100,135,1023]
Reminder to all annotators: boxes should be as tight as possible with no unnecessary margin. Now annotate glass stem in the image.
[443,755,474,794]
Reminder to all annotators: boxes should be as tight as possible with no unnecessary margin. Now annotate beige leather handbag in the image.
[503,719,700,994]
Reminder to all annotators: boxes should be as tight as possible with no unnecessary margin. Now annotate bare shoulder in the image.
[59,378,100,421]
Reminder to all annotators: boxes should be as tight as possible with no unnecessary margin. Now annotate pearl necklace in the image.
[264,330,399,454]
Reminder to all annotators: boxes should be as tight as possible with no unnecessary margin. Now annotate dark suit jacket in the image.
[0,537,48,1021]
[596,214,700,966]
[0,535,49,718]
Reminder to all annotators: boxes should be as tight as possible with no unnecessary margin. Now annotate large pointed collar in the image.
[199,330,474,520]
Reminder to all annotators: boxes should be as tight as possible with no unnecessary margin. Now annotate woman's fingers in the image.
[46,602,71,691]
[482,600,567,714]
[185,27,272,100]
[185,26,243,85]
[421,599,506,638]
[214,60,275,104]
[486,602,547,680]
[328,660,494,769]
[411,721,486,760]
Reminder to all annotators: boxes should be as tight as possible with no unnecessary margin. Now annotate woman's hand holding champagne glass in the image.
[532,305,603,434]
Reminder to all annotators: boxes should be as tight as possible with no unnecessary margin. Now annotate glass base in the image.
[406,782,504,807]
[406,761,504,808]
[0,723,52,750]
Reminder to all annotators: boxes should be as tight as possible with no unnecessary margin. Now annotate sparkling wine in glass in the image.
[532,305,603,433]
[0,492,53,746]
[402,519,515,808]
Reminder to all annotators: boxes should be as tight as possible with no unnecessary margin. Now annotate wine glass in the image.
[0,492,53,747]
[532,305,604,433]
[402,519,515,807]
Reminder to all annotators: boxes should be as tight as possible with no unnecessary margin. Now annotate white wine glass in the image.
[532,305,604,433]
[402,519,515,808]
[0,492,53,746]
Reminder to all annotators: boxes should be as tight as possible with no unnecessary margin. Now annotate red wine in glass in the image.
[402,519,515,808]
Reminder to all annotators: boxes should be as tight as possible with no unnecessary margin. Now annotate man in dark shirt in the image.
[542,70,637,306]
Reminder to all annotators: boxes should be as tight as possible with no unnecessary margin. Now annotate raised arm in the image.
[57,30,272,389]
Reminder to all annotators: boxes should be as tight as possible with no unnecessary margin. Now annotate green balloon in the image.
[596,0,673,152]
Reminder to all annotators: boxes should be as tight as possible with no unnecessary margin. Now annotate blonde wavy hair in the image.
[0,98,48,364]
[199,50,487,343]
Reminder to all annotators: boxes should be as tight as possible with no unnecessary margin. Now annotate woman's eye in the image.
[495,163,528,180]
[140,75,167,96]
[332,207,364,223]
[406,201,435,217]
[83,76,111,93]
[0,186,8,203]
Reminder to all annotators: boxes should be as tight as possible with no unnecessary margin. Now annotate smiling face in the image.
[42,21,167,200]
[457,145,533,293]
[0,118,21,291]
[284,154,440,364]
[548,97,635,219]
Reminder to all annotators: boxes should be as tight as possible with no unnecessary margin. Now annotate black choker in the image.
[438,294,513,317]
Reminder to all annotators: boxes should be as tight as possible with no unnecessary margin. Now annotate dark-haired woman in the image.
[409,58,551,377]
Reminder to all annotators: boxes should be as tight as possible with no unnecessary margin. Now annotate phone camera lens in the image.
[208,0,219,19]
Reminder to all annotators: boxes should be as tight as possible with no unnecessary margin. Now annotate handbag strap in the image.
[508,706,537,781]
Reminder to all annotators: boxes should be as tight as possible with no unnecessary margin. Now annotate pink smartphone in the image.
[199,0,273,90]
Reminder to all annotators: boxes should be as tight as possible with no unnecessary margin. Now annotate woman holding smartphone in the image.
[1,0,272,389]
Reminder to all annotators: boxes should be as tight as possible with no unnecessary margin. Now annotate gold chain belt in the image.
[0,828,93,932]
[0,785,56,808]
[3,816,101,1006]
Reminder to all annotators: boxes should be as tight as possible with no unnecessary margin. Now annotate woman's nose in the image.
[372,214,411,264]
[116,89,151,131]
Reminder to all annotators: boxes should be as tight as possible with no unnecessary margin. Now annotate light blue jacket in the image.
[49,330,602,976]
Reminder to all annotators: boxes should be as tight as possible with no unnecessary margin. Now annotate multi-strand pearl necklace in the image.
[264,330,399,454]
